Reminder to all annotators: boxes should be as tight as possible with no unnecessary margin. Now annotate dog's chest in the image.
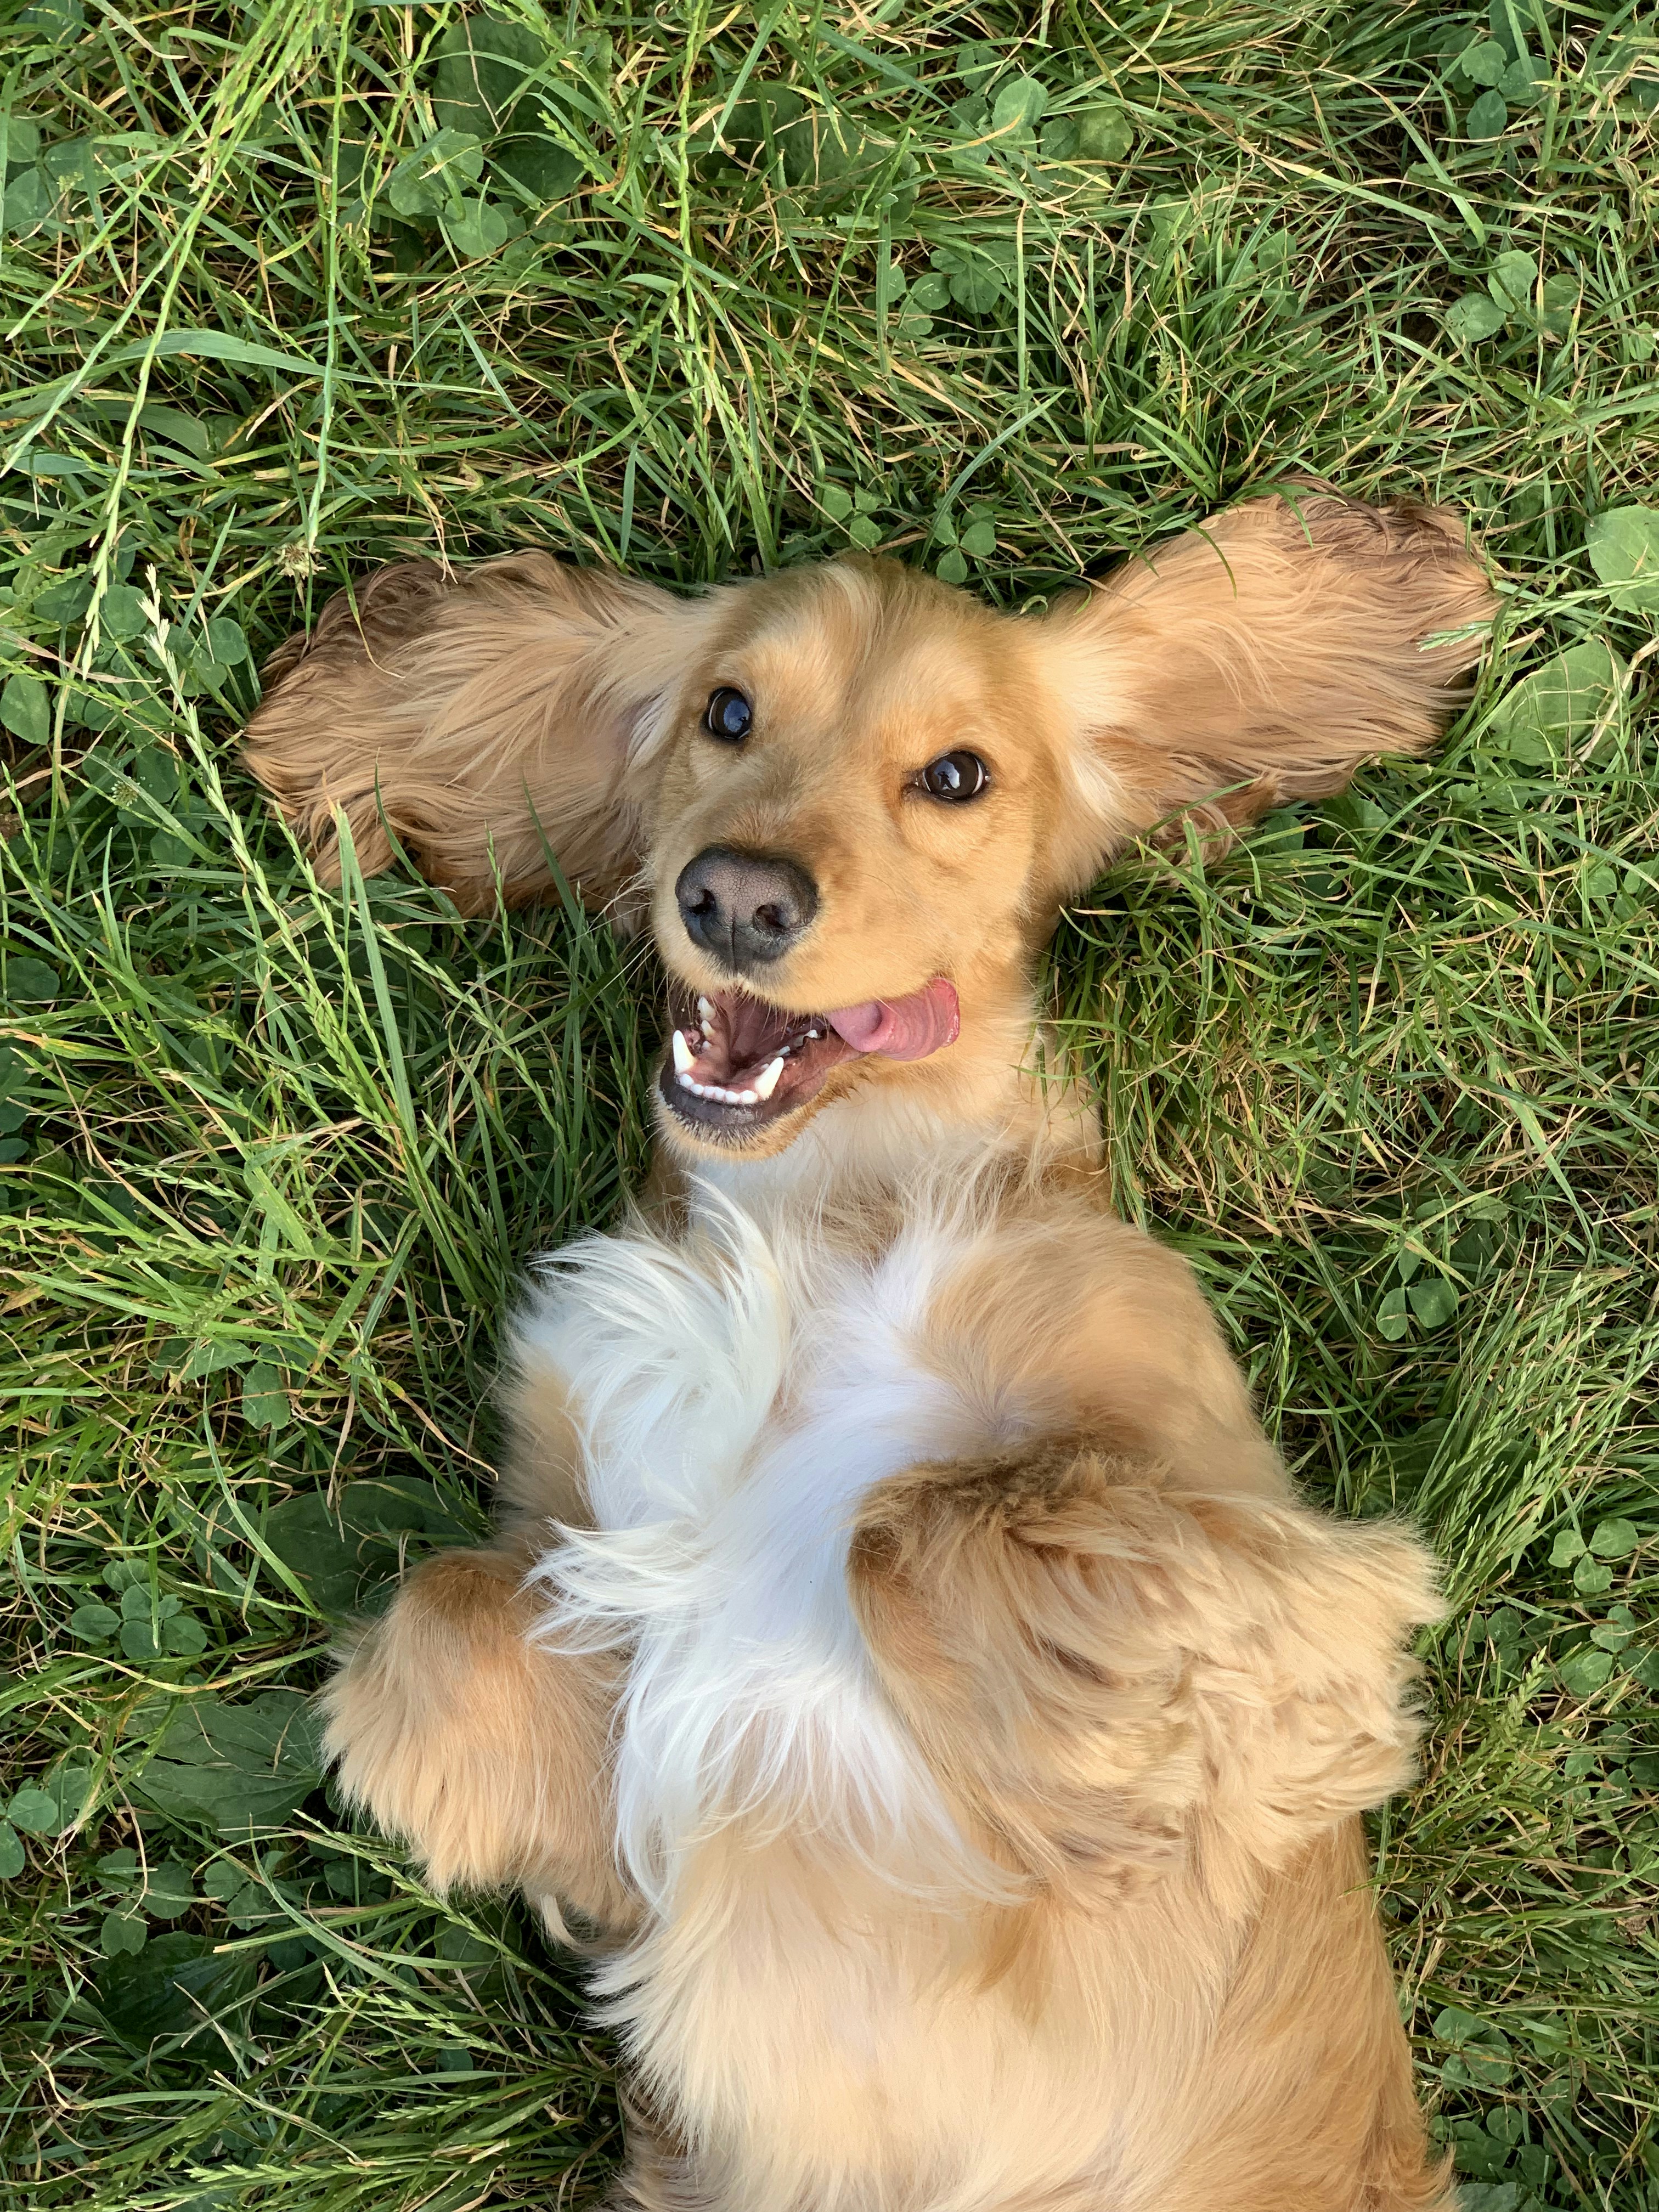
[515,1197,1026,1898]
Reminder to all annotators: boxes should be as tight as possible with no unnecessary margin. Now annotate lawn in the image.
[1,1,1656,2205]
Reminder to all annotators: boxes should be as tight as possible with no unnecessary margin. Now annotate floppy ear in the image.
[242,554,720,916]
[1037,488,1495,887]
[850,1443,1440,1908]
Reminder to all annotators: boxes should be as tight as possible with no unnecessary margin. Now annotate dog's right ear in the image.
[242,555,721,916]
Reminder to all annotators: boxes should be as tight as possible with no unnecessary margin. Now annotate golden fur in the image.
[249,488,1493,2211]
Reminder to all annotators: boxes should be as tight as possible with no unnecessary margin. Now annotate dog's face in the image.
[241,491,1491,1167]
[640,564,1087,1160]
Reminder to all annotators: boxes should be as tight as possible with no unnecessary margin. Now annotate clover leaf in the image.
[990,76,1047,139]
[1586,507,1659,617]
[136,1857,198,1919]
[443,196,510,260]
[1434,2005,1513,2088]
[1491,641,1622,760]
[204,617,248,665]
[1558,1647,1614,1697]
[1487,249,1534,313]
[1075,104,1133,161]
[1539,272,1578,335]
[929,244,1006,314]
[1588,1516,1640,1558]
[1407,1277,1459,1329]
[388,129,484,223]
[5,1787,56,1840]
[241,1360,291,1433]
[100,1910,146,1957]
[1446,294,1505,346]
[1459,39,1508,86]
[1,673,50,748]
[98,583,149,640]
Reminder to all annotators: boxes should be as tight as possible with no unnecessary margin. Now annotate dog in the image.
[243,487,1493,2212]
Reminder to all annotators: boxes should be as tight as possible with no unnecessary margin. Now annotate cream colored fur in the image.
[250,488,1494,2211]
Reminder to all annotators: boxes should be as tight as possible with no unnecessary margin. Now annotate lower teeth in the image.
[677,1071,759,1105]
[669,1012,827,1111]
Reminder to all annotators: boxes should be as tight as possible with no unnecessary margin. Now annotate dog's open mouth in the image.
[659,977,960,1138]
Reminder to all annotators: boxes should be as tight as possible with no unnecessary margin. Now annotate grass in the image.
[0,0,1656,2204]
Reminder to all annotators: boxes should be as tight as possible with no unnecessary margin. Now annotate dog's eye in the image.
[918,751,990,803]
[703,687,752,743]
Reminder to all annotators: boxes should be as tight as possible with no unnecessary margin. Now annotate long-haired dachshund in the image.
[244,487,1492,2212]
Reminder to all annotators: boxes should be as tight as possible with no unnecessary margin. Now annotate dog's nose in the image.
[675,845,819,970]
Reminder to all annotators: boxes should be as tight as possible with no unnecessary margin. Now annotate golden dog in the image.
[244,488,1492,2211]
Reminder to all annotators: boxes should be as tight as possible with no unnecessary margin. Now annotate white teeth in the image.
[675,1070,759,1105]
[669,1010,794,1112]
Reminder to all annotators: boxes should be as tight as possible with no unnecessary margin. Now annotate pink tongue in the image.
[826,977,960,1062]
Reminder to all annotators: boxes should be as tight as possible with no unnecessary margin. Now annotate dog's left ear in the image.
[1034,489,1496,889]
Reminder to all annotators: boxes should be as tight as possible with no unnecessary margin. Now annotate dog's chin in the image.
[656,979,861,1154]
[654,972,962,1157]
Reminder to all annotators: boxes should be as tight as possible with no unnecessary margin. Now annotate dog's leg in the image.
[323,1539,636,1931]
[1152,1819,1458,2212]
[849,1441,1449,2211]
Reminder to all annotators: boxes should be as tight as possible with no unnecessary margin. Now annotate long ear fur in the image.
[850,1442,1440,1908]
[1039,488,1496,885]
[242,555,719,915]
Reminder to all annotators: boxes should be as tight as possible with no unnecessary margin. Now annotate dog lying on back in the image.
[244,489,1492,2212]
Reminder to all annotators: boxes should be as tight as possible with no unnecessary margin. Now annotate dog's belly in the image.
[596,1849,1180,2212]
[507,1195,1222,2208]
[505,1192,1261,2207]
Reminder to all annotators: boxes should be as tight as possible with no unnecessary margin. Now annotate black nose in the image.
[674,845,819,971]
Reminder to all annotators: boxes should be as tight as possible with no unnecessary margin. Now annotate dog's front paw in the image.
[323,1547,634,1923]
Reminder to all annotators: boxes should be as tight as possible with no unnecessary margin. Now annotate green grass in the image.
[0,0,1656,2204]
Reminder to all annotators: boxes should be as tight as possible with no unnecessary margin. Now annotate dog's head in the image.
[243,492,1492,1164]
[638,558,1088,1158]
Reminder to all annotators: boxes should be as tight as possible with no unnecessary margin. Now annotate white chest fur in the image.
[514,1187,1030,1909]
